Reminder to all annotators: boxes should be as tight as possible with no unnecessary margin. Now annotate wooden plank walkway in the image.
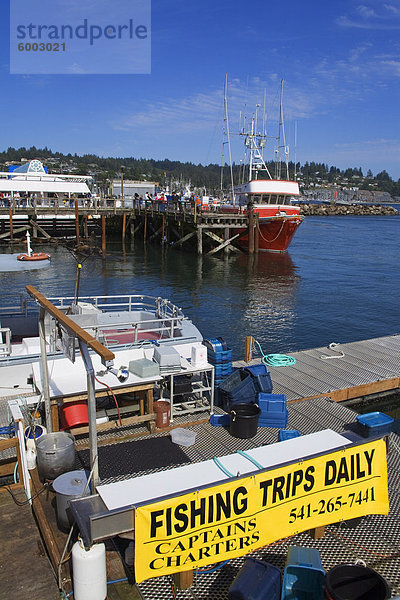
[0,488,60,600]
[235,334,400,403]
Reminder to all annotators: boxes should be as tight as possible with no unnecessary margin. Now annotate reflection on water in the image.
[236,253,300,354]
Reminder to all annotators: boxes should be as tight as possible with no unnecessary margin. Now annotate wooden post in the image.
[245,336,253,362]
[197,226,202,255]
[120,167,124,209]
[224,227,230,255]
[162,215,165,244]
[174,570,193,590]
[254,214,259,253]
[122,213,126,241]
[9,208,13,242]
[84,216,89,240]
[248,202,254,254]
[144,212,147,242]
[309,526,326,540]
[101,215,106,258]
[74,199,80,245]
[130,220,135,242]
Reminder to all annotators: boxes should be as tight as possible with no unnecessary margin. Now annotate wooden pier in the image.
[0,203,256,255]
[236,334,400,404]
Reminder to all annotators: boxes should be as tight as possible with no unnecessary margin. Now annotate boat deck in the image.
[235,334,400,403]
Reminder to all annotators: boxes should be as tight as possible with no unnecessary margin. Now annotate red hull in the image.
[235,216,303,252]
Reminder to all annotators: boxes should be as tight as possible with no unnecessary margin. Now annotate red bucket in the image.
[60,402,89,430]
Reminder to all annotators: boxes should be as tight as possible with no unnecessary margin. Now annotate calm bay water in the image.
[1,215,399,362]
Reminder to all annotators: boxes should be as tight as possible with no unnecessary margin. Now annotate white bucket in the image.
[72,539,107,600]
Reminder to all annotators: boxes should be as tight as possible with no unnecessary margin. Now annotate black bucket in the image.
[325,564,390,600]
[230,403,260,439]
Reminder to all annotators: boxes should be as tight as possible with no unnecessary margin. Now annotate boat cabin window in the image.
[249,194,290,205]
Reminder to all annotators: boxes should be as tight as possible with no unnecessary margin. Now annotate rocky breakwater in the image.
[300,203,398,216]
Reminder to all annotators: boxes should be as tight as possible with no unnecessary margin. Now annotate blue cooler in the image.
[229,558,282,600]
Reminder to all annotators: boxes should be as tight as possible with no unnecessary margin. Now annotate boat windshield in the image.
[251,194,290,205]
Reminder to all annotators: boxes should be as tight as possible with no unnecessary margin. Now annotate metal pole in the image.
[79,341,99,488]
[38,307,53,432]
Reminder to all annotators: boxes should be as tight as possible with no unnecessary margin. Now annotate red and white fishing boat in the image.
[222,81,303,252]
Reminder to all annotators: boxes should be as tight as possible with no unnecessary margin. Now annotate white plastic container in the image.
[24,425,47,452]
[72,540,107,600]
[170,428,197,447]
[191,344,207,367]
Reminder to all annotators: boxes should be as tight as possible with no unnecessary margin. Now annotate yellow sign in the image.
[134,439,388,583]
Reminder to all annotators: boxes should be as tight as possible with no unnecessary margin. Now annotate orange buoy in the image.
[17,252,51,261]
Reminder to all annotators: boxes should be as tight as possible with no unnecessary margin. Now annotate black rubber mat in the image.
[76,435,190,479]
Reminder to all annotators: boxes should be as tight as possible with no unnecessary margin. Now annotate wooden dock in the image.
[0,203,256,255]
[235,334,400,403]
[0,486,60,600]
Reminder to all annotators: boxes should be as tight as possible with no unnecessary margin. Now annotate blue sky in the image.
[1,0,400,179]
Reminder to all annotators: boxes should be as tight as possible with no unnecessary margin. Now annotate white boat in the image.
[0,293,203,366]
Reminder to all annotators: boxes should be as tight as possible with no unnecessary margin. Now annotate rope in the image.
[237,450,264,470]
[253,339,296,367]
[256,218,285,244]
[213,457,234,478]
[320,342,345,360]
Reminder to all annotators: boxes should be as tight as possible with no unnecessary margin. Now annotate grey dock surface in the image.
[235,334,400,403]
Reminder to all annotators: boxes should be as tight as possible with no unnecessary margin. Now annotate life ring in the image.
[17,253,51,262]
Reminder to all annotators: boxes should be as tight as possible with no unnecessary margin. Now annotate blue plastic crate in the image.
[356,412,394,438]
[209,413,230,427]
[204,337,228,352]
[214,363,233,376]
[229,558,282,600]
[258,393,287,416]
[243,364,273,394]
[279,429,301,441]
[218,370,257,401]
[207,348,233,363]
[258,410,288,428]
[281,546,325,600]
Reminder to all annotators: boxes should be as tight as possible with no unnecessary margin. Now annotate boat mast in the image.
[220,75,236,203]
[276,79,290,180]
[243,104,272,181]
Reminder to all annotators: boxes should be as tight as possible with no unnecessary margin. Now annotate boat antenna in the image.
[294,120,298,180]
[262,88,267,140]
[280,80,290,179]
